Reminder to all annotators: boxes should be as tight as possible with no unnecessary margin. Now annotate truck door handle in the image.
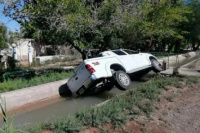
[75,77,78,80]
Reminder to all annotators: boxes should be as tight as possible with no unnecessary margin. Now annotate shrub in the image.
[43,116,83,133]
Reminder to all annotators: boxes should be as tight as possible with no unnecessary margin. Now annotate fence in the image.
[151,52,180,69]
[151,51,200,69]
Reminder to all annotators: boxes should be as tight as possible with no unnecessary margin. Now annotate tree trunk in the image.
[148,37,153,52]
[67,41,87,60]
[167,44,172,52]
[197,43,200,50]
[192,41,200,50]
[158,41,162,52]
[192,41,196,51]
[145,37,153,52]
[174,40,181,53]
[161,40,166,52]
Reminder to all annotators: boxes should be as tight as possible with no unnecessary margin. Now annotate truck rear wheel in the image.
[114,70,131,91]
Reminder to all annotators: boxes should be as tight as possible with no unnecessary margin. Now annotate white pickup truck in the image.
[67,49,162,96]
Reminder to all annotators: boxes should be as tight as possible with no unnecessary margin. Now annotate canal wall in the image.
[0,79,68,112]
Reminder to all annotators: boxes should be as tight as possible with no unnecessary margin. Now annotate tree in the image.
[182,0,200,50]
[124,0,191,52]
[2,0,192,55]
[7,31,21,44]
[0,23,7,50]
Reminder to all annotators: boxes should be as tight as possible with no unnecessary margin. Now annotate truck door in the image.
[130,54,149,68]
[120,50,149,71]
[112,50,135,72]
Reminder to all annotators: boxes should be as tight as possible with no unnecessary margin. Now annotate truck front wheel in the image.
[114,70,131,91]
[151,59,162,73]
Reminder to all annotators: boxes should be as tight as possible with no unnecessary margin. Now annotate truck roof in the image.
[99,49,138,56]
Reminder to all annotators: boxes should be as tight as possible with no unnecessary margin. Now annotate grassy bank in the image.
[0,71,73,93]
[19,75,198,133]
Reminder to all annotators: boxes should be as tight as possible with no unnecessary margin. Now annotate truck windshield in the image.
[96,53,103,57]
[112,50,127,55]
[123,49,138,54]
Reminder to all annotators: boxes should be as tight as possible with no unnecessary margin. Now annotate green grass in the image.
[43,116,83,133]
[0,99,28,133]
[0,71,73,93]
[185,76,199,85]
[30,56,78,67]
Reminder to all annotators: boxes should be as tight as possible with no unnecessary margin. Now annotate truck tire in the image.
[151,59,162,73]
[59,83,72,97]
[114,70,131,91]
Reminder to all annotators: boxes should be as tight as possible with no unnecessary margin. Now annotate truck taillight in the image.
[85,64,95,74]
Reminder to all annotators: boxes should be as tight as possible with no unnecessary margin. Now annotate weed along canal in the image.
[0,77,150,129]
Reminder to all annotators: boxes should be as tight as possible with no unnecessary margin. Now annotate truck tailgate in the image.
[67,63,91,93]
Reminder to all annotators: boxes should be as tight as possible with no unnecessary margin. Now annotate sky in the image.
[0,4,20,32]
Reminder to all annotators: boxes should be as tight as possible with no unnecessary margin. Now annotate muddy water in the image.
[0,78,149,129]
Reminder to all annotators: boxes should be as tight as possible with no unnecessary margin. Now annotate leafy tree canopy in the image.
[181,0,200,50]
[123,0,191,51]
[7,31,21,44]
[2,0,199,56]
[3,0,132,59]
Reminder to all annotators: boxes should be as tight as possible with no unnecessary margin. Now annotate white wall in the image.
[16,39,35,60]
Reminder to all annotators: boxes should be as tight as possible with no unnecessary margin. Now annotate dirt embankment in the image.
[135,79,200,133]
[80,78,200,133]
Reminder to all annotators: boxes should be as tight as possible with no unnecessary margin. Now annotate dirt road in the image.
[137,78,200,133]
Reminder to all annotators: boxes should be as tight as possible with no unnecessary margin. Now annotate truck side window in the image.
[96,53,103,57]
[112,50,127,55]
[123,50,138,54]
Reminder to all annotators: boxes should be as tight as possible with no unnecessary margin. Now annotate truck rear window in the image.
[112,50,127,55]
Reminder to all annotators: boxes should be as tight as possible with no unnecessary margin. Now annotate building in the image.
[13,38,81,64]
[15,38,35,61]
